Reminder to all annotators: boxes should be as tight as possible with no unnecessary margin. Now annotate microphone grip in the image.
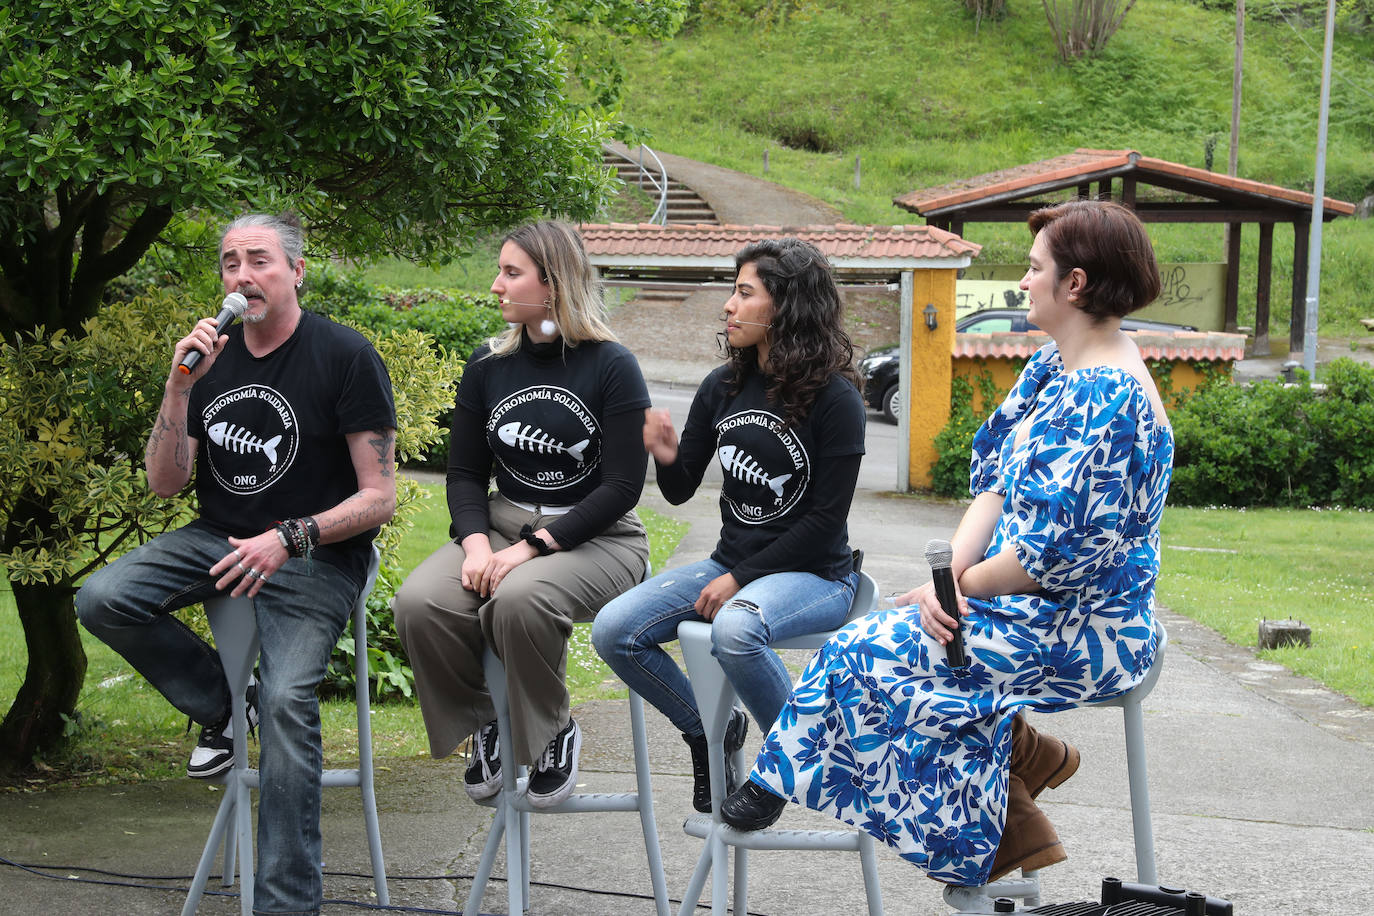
[178,348,204,374]
[177,303,237,375]
[931,566,968,668]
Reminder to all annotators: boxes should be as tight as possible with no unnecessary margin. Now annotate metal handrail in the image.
[606,145,669,225]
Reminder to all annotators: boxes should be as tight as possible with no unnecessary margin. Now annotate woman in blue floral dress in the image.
[721,200,1176,896]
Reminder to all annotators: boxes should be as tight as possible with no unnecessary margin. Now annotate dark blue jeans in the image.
[76,521,359,915]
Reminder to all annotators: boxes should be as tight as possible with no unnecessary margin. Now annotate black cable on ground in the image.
[0,854,772,915]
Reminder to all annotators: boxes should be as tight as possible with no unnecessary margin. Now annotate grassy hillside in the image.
[610,0,1374,334]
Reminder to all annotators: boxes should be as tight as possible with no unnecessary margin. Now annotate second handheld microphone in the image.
[925,538,969,669]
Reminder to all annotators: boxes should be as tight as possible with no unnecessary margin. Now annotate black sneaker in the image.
[464,720,502,801]
[187,681,259,779]
[683,707,750,813]
[720,779,788,831]
[526,718,582,809]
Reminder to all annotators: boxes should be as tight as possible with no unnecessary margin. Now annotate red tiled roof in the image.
[579,222,981,264]
[953,330,1248,362]
[896,149,1355,217]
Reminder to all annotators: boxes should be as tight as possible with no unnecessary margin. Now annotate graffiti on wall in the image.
[957,263,1227,330]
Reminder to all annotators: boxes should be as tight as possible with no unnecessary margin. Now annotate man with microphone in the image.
[76,212,397,915]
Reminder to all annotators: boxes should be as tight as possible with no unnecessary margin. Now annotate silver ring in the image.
[236,561,247,573]
[246,568,260,580]
[233,548,243,560]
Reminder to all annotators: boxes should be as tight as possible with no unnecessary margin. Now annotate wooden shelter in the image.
[895,149,1355,357]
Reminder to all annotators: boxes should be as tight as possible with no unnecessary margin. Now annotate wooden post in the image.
[1224,222,1242,333]
[1254,222,1273,356]
[1291,218,1310,358]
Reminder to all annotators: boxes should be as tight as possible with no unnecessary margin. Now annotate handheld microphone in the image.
[178,292,248,375]
[925,538,969,668]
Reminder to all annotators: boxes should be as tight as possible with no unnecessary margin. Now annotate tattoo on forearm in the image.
[147,412,191,472]
[368,428,395,478]
[319,491,385,537]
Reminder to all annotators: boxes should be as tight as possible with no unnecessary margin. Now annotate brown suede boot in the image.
[988,773,1067,881]
[1010,713,1080,799]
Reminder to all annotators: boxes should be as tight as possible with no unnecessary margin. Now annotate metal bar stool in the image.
[463,565,670,916]
[182,546,388,915]
[949,617,1169,913]
[676,563,883,916]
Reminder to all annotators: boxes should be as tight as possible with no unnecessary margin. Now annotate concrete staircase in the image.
[603,148,718,225]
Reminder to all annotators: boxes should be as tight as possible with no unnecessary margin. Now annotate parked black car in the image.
[858,308,1198,423]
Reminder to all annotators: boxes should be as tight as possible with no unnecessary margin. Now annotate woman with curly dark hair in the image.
[593,237,866,818]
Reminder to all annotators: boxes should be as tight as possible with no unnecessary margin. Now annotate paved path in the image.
[608,141,843,227]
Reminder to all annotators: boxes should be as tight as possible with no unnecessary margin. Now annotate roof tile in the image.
[579,222,982,261]
[896,148,1354,216]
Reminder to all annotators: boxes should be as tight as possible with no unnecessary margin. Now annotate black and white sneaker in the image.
[526,718,582,808]
[464,720,502,801]
[684,707,750,813]
[187,681,259,779]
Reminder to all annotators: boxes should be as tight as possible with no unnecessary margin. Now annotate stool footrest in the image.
[321,768,362,788]
[683,813,868,851]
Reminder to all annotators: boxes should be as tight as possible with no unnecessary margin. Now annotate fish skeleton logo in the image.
[715,409,808,525]
[487,386,600,492]
[201,384,299,495]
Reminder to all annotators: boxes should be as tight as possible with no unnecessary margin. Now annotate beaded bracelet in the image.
[274,517,319,563]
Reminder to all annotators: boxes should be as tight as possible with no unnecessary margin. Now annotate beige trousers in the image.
[394,493,648,767]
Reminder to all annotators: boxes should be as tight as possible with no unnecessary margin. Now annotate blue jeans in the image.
[76,520,359,915]
[592,558,859,737]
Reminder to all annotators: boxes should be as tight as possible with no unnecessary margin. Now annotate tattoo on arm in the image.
[368,428,395,478]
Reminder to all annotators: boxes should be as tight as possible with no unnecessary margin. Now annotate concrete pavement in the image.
[4,356,1373,915]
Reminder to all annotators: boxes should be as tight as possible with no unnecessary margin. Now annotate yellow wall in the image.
[906,268,958,489]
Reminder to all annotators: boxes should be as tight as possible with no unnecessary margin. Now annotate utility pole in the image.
[1304,0,1337,375]
[1230,0,1243,175]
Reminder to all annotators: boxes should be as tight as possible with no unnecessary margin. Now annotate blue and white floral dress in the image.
[749,343,1174,886]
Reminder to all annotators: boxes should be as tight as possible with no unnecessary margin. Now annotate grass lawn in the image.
[1157,505,1374,707]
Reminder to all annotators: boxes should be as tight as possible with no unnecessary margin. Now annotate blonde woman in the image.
[395,221,650,807]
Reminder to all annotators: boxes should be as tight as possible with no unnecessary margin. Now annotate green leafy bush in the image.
[309,264,507,469]
[309,264,507,359]
[1171,359,1374,508]
[930,370,1006,498]
[318,327,463,701]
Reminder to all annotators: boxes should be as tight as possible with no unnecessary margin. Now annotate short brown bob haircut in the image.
[1027,199,1161,320]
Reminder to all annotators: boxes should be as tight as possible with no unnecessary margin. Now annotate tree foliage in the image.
[0,0,686,339]
[0,0,686,771]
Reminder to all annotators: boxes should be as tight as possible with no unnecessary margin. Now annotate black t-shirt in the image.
[657,366,866,584]
[447,335,651,549]
[187,310,396,584]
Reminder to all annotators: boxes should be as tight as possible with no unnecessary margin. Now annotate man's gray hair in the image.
[220,213,305,263]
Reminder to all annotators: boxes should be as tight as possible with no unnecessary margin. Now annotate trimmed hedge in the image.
[1172,358,1374,508]
[929,358,1374,508]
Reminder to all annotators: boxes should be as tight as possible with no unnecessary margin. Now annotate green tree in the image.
[0,0,685,772]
